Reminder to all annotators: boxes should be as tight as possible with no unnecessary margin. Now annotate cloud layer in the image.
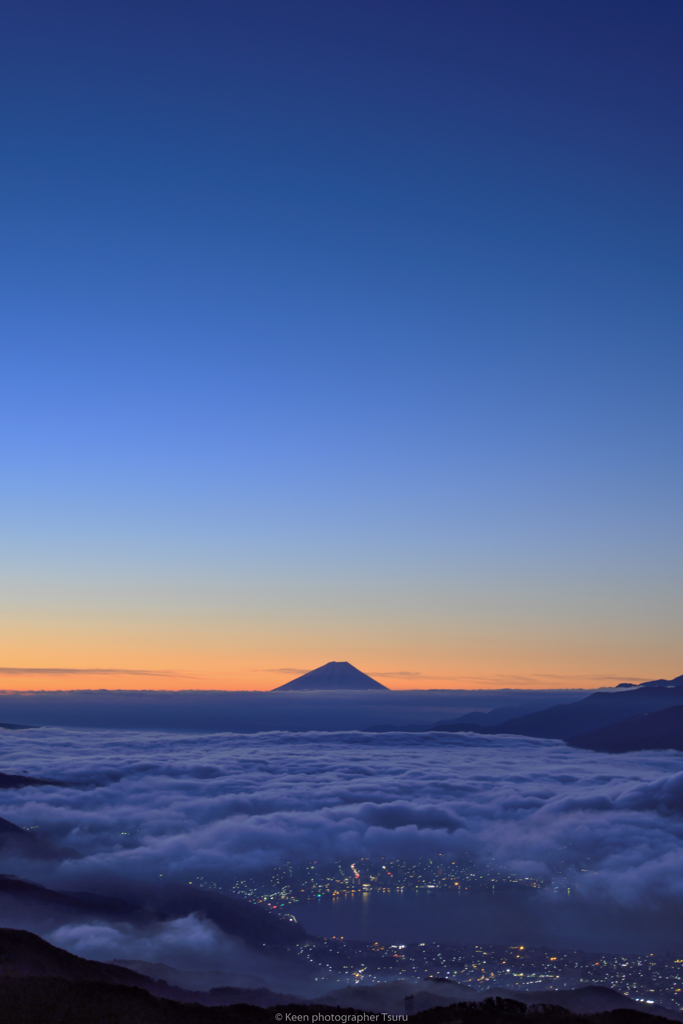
[1,729,683,956]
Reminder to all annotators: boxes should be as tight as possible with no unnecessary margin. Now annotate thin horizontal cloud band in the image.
[0,667,185,677]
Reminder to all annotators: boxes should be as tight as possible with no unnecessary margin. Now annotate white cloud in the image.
[2,728,683,952]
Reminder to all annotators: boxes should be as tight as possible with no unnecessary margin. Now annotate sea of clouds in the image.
[1,728,683,967]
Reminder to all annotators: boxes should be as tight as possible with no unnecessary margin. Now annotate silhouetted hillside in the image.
[0,929,678,1023]
[437,702,557,728]
[0,877,137,916]
[97,878,306,946]
[0,873,305,947]
[0,818,77,859]
[0,927,295,1007]
[483,988,679,1021]
[0,926,164,987]
[571,703,683,753]
[318,981,679,1021]
[0,769,61,788]
[434,680,683,741]
[0,982,674,1024]
[411,999,673,1024]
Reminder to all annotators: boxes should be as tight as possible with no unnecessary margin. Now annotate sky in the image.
[1,0,682,690]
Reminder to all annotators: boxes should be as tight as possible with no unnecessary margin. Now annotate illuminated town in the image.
[222,855,546,905]
[189,858,683,1012]
[292,937,683,1011]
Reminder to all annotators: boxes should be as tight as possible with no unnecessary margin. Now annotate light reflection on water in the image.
[294,888,535,945]
[293,888,682,955]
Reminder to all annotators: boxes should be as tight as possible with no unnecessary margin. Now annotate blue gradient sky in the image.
[1,1,681,688]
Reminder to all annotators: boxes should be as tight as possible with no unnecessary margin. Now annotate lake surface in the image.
[293,888,683,955]
[294,888,533,944]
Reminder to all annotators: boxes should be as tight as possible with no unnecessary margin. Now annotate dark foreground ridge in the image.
[0,927,297,1008]
[274,662,388,691]
[0,928,678,1024]
[0,980,674,1024]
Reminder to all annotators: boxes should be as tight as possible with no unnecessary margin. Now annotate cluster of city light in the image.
[189,859,682,1011]
[218,856,546,911]
[294,938,683,1011]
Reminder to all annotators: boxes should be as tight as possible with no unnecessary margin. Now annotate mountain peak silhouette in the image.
[273,661,388,691]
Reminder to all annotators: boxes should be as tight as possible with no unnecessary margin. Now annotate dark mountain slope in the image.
[0,927,294,1007]
[112,958,267,991]
[0,925,161,987]
[0,982,673,1024]
[0,876,138,916]
[323,982,678,1021]
[571,703,683,753]
[0,770,62,788]
[411,999,673,1024]
[484,987,679,1021]
[0,977,240,1023]
[96,879,306,946]
[0,930,676,1023]
[0,874,304,947]
[0,817,77,859]
[435,683,683,741]
[440,702,555,727]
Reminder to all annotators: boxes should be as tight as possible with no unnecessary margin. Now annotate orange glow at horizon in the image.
[0,664,655,693]
[1,613,675,692]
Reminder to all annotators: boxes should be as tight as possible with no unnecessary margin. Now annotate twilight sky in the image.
[1,0,681,689]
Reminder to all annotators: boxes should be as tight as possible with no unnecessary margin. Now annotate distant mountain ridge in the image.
[0,872,304,948]
[273,661,388,691]
[0,817,77,860]
[0,769,62,788]
[431,674,683,752]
